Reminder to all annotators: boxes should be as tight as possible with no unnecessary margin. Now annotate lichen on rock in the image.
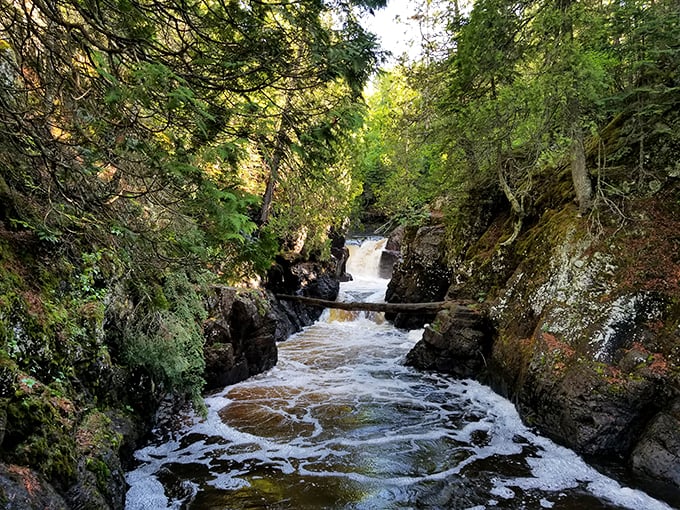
[397,194,680,502]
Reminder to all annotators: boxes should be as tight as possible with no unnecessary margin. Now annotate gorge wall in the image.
[394,194,680,505]
[0,231,342,509]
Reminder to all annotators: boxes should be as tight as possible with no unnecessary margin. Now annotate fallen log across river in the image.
[275,294,479,314]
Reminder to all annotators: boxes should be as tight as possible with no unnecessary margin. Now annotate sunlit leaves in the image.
[350,0,680,230]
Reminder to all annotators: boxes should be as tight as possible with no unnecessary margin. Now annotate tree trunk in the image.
[570,113,592,215]
[275,294,477,314]
[258,94,293,226]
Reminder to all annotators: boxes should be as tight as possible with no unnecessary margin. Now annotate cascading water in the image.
[125,239,673,510]
[346,237,388,279]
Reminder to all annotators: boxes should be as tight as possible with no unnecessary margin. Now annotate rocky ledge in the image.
[393,199,680,507]
[203,255,342,392]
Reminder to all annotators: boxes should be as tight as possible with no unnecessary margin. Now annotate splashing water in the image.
[346,237,388,280]
[125,240,674,510]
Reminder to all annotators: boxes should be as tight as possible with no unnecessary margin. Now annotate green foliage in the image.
[349,0,680,233]
[120,271,208,405]
[350,70,449,226]
[0,0,382,279]
[0,0,386,495]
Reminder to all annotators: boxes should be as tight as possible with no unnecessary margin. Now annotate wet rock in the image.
[65,409,139,510]
[266,256,341,336]
[386,225,452,329]
[203,287,278,391]
[379,250,399,279]
[631,399,680,487]
[405,307,492,378]
[516,358,662,456]
[0,463,68,510]
[330,229,352,282]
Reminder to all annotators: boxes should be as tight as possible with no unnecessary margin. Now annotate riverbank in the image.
[0,231,346,509]
[388,190,680,507]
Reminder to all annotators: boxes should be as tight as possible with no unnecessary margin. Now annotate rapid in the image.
[125,239,674,509]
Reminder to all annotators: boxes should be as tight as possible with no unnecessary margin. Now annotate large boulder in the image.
[266,256,341,337]
[405,305,492,378]
[203,287,278,391]
[385,225,452,329]
[631,398,680,488]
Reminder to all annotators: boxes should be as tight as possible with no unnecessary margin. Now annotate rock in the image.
[405,307,492,378]
[0,405,6,446]
[266,256,341,336]
[0,463,68,510]
[385,225,452,329]
[631,399,680,487]
[515,358,661,456]
[401,202,680,505]
[65,409,139,510]
[203,287,278,391]
[385,225,405,252]
[330,229,352,282]
[378,250,399,279]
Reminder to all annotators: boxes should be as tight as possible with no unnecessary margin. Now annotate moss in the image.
[86,457,112,490]
[77,411,123,494]
[77,411,121,453]
[5,387,78,485]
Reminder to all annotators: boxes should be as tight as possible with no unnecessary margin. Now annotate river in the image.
[125,239,674,510]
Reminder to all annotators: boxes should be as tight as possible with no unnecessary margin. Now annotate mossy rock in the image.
[4,381,78,486]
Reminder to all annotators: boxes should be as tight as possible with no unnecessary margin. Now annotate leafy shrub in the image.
[120,271,208,405]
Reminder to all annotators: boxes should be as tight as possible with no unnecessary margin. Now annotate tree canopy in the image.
[0,0,385,273]
[353,0,680,238]
[0,0,385,399]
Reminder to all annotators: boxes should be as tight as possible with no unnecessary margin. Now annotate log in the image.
[275,294,476,314]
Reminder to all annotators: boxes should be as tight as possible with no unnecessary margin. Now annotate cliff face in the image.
[399,191,680,503]
[0,231,152,509]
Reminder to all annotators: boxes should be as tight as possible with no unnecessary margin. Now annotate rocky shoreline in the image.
[388,204,680,507]
[0,249,345,509]
[3,215,679,509]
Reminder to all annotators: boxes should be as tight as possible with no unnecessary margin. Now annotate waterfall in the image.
[346,237,388,279]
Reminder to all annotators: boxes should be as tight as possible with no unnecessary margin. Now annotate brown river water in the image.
[125,239,674,510]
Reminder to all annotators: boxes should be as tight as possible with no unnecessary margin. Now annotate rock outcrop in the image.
[405,305,492,378]
[266,255,341,338]
[203,287,279,391]
[202,252,345,392]
[400,197,680,505]
[385,225,452,329]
